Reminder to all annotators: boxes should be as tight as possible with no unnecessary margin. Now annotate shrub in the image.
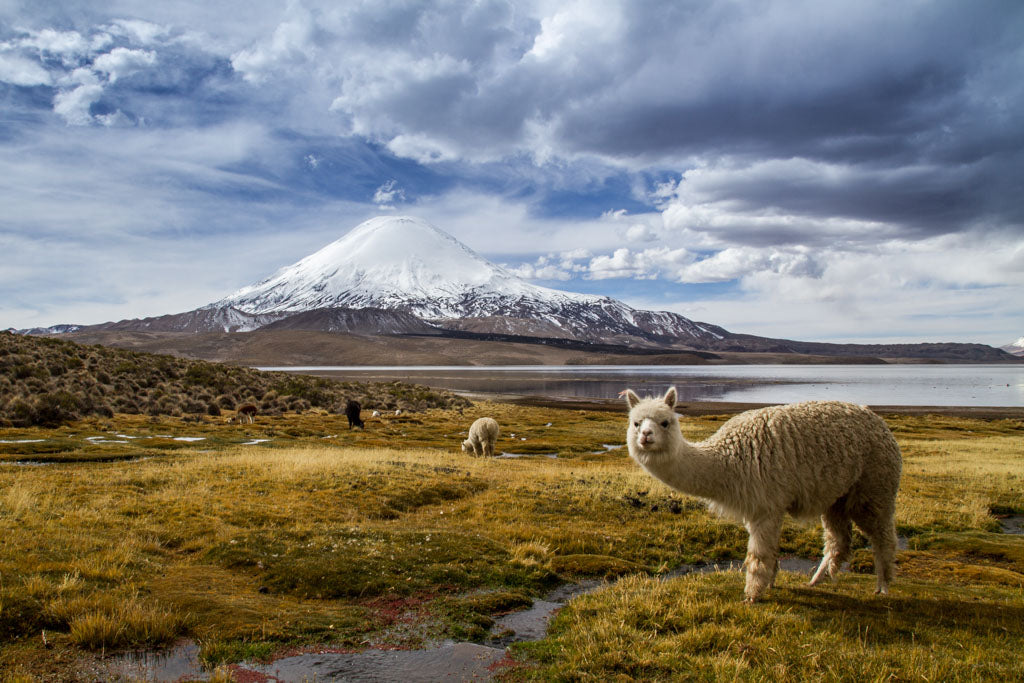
[33,391,84,426]
[182,398,207,414]
[13,364,47,380]
[6,398,36,426]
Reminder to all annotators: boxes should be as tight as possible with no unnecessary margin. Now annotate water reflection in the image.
[258,364,1024,407]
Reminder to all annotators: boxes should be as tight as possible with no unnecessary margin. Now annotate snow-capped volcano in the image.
[1001,336,1024,357]
[32,216,1024,362]
[214,216,603,318]
[209,216,726,346]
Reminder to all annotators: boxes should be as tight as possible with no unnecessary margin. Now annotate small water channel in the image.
[999,515,1024,534]
[102,557,826,681]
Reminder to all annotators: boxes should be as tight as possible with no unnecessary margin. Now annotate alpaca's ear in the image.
[624,389,641,408]
[663,386,678,408]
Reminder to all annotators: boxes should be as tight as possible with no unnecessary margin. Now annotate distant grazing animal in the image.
[371,410,381,418]
[394,409,402,416]
[462,417,499,457]
[624,387,901,603]
[345,400,364,429]
[227,403,258,424]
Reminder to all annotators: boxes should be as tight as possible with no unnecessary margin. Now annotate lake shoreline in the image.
[481,392,1024,420]
[289,363,1024,412]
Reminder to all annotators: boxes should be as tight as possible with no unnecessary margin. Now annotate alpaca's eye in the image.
[633,421,640,428]
[660,421,668,428]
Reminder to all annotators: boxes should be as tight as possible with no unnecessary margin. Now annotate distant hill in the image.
[0,332,467,427]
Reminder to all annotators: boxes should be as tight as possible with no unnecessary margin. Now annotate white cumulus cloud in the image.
[0,53,52,86]
[679,247,823,283]
[92,47,156,83]
[373,179,406,207]
[230,2,316,84]
[53,82,104,125]
[587,246,693,280]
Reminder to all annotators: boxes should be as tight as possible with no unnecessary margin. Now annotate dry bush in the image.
[0,331,468,426]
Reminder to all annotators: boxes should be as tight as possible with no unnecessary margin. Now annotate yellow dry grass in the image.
[0,406,1020,680]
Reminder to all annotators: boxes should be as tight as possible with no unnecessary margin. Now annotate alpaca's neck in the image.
[643,438,738,504]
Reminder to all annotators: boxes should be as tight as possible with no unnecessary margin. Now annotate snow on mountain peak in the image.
[215,215,605,318]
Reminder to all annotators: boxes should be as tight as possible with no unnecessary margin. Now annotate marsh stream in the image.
[105,557,823,681]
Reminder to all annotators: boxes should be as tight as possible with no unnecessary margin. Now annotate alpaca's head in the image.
[461,439,473,453]
[625,387,681,455]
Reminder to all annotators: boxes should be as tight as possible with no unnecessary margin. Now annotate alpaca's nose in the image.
[640,427,653,438]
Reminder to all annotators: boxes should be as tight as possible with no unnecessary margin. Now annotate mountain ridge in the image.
[13,216,1021,364]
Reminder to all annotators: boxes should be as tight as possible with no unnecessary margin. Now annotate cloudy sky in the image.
[2,0,1022,346]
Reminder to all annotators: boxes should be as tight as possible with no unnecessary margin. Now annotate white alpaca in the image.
[462,417,500,457]
[625,387,901,602]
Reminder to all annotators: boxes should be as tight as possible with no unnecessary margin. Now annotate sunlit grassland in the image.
[526,415,1024,681]
[0,404,1021,680]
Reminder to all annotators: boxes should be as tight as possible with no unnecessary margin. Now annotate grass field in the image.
[0,402,1022,680]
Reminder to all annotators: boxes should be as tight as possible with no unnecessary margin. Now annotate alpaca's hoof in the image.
[743,597,756,604]
[874,586,889,595]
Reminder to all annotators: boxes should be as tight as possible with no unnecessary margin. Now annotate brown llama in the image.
[227,403,258,424]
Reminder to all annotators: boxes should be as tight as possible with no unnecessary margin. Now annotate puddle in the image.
[85,436,130,444]
[173,436,206,442]
[0,438,47,443]
[592,443,624,453]
[497,452,558,459]
[998,515,1024,534]
[235,642,506,682]
[241,438,273,446]
[104,640,207,681]
[0,460,53,467]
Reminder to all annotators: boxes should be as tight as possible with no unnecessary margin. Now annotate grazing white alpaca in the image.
[625,387,901,603]
[462,417,500,457]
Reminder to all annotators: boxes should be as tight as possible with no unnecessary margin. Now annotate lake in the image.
[258,364,1024,407]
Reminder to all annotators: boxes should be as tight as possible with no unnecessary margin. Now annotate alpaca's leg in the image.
[810,503,852,586]
[743,514,783,603]
[853,506,898,595]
